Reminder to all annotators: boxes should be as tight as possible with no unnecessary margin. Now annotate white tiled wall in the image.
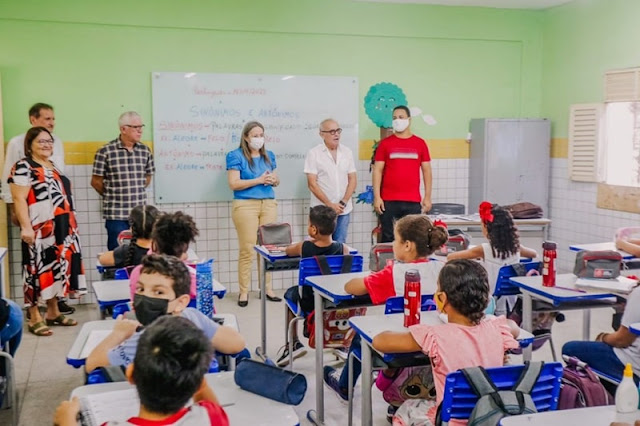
[7,158,470,304]
[10,155,639,305]
[548,158,640,272]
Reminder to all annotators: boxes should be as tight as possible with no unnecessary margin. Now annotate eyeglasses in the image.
[124,124,145,130]
[36,139,54,146]
[320,128,342,135]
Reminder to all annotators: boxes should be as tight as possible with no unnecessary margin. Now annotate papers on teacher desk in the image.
[575,276,638,294]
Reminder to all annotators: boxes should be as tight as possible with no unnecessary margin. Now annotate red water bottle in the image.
[542,241,557,287]
[404,269,421,327]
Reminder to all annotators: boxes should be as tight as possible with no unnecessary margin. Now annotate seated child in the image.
[54,315,229,426]
[323,214,448,401]
[616,236,640,257]
[86,254,245,372]
[128,211,199,300]
[447,201,537,315]
[98,205,159,268]
[372,259,519,426]
[276,205,349,367]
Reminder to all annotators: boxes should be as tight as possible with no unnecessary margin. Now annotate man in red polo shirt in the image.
[372,105,432,242]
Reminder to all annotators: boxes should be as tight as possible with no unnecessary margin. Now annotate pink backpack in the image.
[376,366,436,408]
[557,356,613,410]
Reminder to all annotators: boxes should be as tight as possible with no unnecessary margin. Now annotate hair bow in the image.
[479,201,494,223]
[432,219,447,229]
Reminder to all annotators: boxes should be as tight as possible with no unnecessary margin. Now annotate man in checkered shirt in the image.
[91,111,155,250]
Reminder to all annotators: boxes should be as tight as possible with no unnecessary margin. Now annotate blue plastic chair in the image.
[439,362,563,425]
[114,268,129,280]
[86,357,221,384]
[112,302,132,319]
[493,261,541,297]
[383,295,436,314]
[283,255,364,369]
[494,262,561,361]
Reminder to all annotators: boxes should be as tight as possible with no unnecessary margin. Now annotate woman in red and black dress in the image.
[9,126,85,336]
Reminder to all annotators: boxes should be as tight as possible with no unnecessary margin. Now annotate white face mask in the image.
[392,118,410,133]
[248,137,265,150]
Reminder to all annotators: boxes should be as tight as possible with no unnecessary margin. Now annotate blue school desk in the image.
[499,405,640,425]
[304,271,371,425]
[92,279,227,320]
[70,371,300,425]
[252,245,358,362]
[350,312,536,426]
[508,273,620,361]
[569,242,634,259]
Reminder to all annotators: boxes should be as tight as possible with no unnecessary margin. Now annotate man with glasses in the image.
[2,103,74,315]
[91,111,155,250]
[303,118,357,243]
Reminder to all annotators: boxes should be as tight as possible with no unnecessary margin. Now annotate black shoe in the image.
[267,294,282,302]
[238,295,248,307]
[57,300,75,315]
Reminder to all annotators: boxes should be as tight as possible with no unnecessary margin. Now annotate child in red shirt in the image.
[323,214,448,401]
[53,316,229,426]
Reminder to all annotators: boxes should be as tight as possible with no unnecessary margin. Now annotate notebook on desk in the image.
[78,388,140,426]
[77,386,236,425]
[575,276,638,294]
[256,245,288,257]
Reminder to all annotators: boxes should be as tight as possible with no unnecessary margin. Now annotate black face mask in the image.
[133,294,172,326]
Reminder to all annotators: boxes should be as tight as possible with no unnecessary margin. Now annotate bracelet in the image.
[339,200,347,207]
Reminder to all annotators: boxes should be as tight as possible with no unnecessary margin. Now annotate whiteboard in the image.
[151,72,359,203]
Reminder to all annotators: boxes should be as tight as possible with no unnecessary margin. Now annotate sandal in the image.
[45,314,78,326]
[28,321,53,336]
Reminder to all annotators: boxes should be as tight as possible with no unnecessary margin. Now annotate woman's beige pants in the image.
[231,199,278,295]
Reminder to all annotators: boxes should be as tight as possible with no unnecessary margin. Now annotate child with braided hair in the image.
[98,205,159,268]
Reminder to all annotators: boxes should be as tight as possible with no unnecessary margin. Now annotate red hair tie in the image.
[432,219,447,229]
[479,201,494,223]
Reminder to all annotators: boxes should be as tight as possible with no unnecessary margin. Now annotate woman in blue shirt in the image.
[226,121,281,307]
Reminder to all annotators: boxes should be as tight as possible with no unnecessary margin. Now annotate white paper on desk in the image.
[80,388,140,426]
[80,330,113,359]
[575,276,637,293]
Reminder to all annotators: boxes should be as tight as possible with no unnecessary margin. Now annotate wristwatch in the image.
[338,200,347,207]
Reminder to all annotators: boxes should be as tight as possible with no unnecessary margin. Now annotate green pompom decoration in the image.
[364,82,408,128]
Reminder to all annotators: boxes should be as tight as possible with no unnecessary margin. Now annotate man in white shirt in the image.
[2,103,66,223]
[304,118,357,243]
[1,103,72,314]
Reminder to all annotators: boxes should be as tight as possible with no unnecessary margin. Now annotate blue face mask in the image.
[133,294,173,326]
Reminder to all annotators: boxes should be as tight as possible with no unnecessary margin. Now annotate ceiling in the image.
[353,0,573,9]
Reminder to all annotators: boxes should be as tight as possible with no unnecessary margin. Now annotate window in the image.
[604,101,640,187]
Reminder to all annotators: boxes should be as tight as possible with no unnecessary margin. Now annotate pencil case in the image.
[234,359,307,405]
[573,250,622,279]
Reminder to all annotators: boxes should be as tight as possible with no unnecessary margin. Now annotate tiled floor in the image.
[0,291,616,426]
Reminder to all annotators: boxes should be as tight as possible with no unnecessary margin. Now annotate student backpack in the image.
[557,356,613,410]
[461,361,543,426]
[369,242,394,272]
[305,256,367,349]
[379,365,437,408]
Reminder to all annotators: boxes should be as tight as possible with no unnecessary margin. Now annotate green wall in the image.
[0,0,543,143]
[541,0,640,138]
